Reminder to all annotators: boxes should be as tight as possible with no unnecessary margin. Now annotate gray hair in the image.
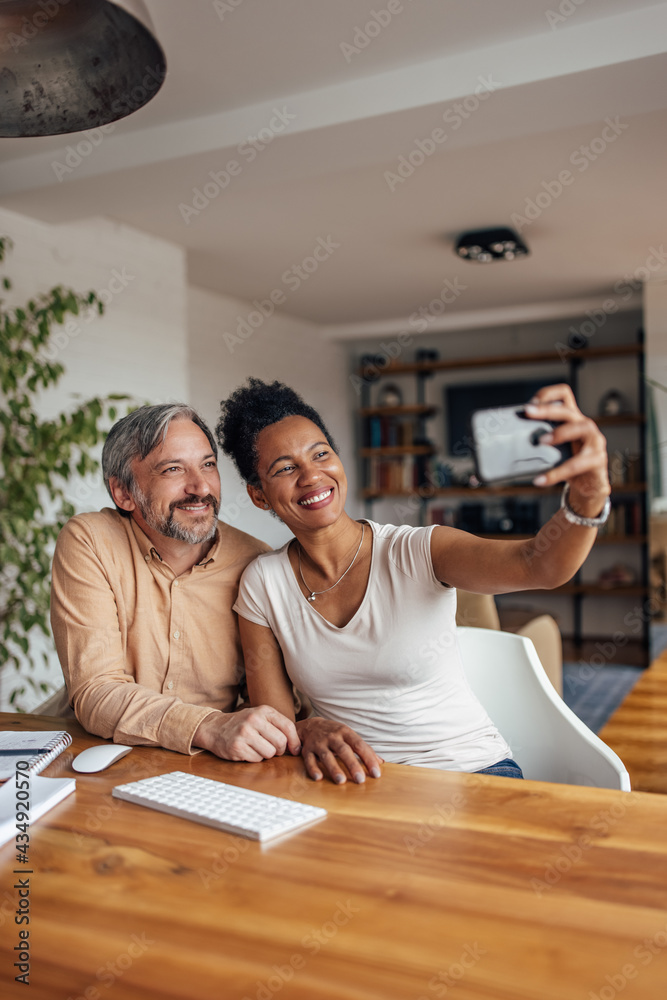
[102,404,217,510]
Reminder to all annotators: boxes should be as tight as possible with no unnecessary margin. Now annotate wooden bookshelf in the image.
[360,405,437,418]
[357,331,649,661]
[358,342,643,377]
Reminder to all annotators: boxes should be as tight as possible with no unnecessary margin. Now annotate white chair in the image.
[457,626,631,791]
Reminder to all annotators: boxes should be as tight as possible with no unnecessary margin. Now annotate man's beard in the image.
[133,487,220,544]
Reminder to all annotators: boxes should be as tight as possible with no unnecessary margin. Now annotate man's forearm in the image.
[71,677,220,754]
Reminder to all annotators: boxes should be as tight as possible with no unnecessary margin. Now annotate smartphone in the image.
[470,404,572,484]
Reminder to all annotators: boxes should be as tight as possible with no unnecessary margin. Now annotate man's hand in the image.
[296,717,383,784]
[193,706,300,762]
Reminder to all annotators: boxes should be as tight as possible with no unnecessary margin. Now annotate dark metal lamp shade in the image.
[0,0,166,137]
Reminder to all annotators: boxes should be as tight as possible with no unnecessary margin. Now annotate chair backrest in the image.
[457,627,631,790]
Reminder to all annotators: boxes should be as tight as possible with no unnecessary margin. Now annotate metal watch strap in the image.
[560,483,611,527]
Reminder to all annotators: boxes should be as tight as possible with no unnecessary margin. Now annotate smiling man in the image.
[50,403,300,761]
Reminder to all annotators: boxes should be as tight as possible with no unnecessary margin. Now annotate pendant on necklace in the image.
[308,594,316,602]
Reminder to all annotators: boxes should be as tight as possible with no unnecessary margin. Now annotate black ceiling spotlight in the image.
[455,227,529,263]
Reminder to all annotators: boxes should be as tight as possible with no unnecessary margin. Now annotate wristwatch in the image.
[560,483,611,528]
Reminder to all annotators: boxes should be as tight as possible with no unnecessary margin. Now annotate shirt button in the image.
[167,681,174,690]
[173,580,179,588]
[144,554,150,562]
[173,630,180,639]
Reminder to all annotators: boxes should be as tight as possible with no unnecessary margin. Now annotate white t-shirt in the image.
[234,521,512,772]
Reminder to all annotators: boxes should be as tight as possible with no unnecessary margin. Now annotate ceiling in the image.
[1,0,667,333]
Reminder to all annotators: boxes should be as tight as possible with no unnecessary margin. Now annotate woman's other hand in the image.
[296,717,383,784]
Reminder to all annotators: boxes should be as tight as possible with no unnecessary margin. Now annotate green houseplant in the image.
[0,235,126,709]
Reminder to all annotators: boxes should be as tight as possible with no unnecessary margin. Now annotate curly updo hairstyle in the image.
[216,378,338,487]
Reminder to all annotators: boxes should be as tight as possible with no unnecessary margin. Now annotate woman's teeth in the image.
[299,489,332,506]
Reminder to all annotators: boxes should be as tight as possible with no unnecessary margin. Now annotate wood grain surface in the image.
[1,713,667,1000]
[600,650,667,794]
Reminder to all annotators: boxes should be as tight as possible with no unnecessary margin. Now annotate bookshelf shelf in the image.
[595,413,645,427]
[357,342,642,378]
[360,445,435,458]
[357,330,648,662]
[360,405,437,418]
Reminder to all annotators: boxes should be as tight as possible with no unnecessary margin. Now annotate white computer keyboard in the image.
[112,771,327,842]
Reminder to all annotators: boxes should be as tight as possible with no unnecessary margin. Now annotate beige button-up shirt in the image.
[50,508,269,753]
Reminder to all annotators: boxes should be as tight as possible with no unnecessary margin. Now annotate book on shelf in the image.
[366,455,427,494]
[364,415,415,448]
[598,498,643,537]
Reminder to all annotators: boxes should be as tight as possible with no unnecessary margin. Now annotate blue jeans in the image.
[474,757,524,779]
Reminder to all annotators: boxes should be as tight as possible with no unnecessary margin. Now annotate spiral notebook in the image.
[0,731,73,780]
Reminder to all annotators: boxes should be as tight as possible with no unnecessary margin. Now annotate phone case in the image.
[470,405,571,484]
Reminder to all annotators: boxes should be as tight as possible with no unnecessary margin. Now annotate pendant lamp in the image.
[0,0,166,137]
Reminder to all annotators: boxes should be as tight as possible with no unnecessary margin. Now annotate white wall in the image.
[0,207,353,707]
[188,285,354,549]
[644,278,667,503]
[0,208,189,709]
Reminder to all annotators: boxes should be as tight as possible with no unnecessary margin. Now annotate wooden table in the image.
[600,650,667,795]
[1,714,667,1000]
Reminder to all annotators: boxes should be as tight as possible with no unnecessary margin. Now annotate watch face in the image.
[561,487,611,527]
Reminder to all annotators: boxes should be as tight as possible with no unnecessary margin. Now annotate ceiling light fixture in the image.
[0,0,166,137]
[455,227,529,263]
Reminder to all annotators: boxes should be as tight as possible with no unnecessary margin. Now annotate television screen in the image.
[445,378,565,457]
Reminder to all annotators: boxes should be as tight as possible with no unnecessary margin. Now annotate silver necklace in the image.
[298,524,365,602]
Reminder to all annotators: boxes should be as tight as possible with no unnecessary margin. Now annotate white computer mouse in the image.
[72,744,133,773]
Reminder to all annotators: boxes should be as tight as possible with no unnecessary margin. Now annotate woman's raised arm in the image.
[430,384,611,593]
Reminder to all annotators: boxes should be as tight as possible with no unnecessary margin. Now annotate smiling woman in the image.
[217,378,611,786]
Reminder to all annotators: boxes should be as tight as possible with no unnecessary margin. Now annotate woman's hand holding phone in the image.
[523,384,611,518]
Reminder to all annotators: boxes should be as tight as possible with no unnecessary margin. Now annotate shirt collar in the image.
[129,516,221,567]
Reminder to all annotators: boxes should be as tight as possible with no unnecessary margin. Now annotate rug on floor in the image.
[562,663,643,733]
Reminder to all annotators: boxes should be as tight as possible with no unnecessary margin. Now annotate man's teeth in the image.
[299,489,332,506]
[180,504,207,510]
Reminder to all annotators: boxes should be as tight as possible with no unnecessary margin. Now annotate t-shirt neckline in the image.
[282,519,376,631]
